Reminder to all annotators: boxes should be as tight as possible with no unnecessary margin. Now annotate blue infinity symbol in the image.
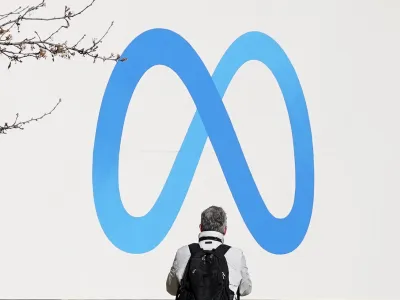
[92,28,314,255]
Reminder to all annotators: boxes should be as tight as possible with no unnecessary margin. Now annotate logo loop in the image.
[92,28,314,255]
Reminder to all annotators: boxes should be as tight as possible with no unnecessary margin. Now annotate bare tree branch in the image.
[0,0,127,66]
[0,98,61,134]
[0,0,126,135]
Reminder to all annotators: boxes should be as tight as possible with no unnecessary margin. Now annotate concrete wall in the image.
[0,0,399,299]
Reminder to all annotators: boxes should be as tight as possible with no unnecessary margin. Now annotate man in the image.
[166,206,252,300]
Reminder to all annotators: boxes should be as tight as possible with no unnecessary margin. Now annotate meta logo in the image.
[92,28,314,255]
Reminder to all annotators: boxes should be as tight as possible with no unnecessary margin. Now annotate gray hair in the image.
[200,206,227,234]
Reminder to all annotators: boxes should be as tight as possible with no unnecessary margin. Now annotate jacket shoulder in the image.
[224,245,245,256]
[223,245,246,267]
[175,244,191,257]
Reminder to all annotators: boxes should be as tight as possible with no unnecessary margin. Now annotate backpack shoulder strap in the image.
[214,244,232,298]
[179,244,202,289]
[214,244,231,256]
[214,244,231,276]
[188,243,202,255]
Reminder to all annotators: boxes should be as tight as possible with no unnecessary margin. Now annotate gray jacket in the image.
[166,231,252,298]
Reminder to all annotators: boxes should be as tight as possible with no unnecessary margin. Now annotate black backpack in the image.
[176,243,236,300]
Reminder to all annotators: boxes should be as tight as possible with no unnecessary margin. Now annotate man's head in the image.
[199,206,227,235]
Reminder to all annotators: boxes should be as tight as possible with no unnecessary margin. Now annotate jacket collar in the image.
[198,231,224,243]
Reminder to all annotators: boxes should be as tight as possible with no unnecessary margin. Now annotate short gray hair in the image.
[200,206,227,234]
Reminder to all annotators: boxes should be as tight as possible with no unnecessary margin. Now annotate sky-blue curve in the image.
[92,28,314,255]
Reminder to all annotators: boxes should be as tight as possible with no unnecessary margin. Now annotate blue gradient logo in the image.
[92,28,314,255]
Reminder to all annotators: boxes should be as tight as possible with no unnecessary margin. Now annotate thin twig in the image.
[0,99,62,134]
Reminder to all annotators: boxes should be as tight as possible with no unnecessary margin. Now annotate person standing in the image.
[166,206,252,300]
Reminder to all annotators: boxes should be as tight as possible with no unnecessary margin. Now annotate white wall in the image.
[0,0,400,299]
